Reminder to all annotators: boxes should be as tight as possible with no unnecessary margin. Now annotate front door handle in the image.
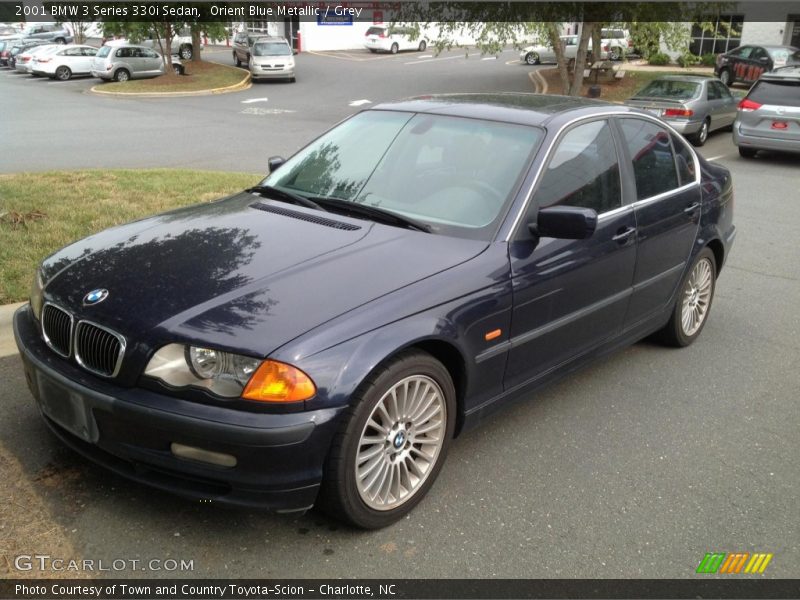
[612,226,636,243]
[684,202,701,214]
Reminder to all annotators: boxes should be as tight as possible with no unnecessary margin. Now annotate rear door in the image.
[739,77,800,143]
[77,47,97,73]
[736,46,770,83]
[711,80,738,127]
[616,117,700,327]
[140,48,162,74]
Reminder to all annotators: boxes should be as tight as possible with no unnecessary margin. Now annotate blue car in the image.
[14,94,735,528]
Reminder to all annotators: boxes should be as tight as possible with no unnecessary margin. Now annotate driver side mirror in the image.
[529,206,598,240]
[267,156,285,173]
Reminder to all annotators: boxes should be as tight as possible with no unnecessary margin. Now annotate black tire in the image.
[114,68,130,82]
[179,44,193,60]
[55,66,71,81]
[54,38,66,45]
[390,43,399,55]
[288,76,296,83]
[738,146,757,158]
[234,52,241,67]
[609,47,622,61]
[418,40,427,52]
[172,64,183,75]
[524,52,539,65]
[318,350,456,529]
[718,69,732,87]
[368,48,377,53]
[656,248,717,347]
[567,57,576,70]
[690,118,710,147]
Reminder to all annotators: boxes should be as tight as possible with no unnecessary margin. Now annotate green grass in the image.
[97,61,247,94]
[0,169,259,304]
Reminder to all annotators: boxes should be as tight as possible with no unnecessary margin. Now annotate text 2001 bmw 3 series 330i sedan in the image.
[14,94,735,529]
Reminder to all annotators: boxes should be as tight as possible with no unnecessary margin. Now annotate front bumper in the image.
[250,65,294,79]
[13,305,345,511]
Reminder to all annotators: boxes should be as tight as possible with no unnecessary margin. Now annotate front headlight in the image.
[144,344,316,403]
[30,268,44,321]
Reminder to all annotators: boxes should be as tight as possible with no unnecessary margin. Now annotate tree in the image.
[398,2,734,96]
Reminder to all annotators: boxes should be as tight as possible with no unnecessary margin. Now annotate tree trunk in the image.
[568,22,595,96]
[191,27,202,62]
[547,24,570,95]
[590,24,602,66]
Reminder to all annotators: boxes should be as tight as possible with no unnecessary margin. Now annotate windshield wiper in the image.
[246,185,325,211]
[309,197,432,233]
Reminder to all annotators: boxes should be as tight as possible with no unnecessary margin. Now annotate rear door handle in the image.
[612,226,636,243]
[684,202,701,214]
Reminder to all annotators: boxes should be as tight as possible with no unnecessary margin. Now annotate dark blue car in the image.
[14,94,735,528]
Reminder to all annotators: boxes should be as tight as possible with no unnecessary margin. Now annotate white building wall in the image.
[740,21,788,46]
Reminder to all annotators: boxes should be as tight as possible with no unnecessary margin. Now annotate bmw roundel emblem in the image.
[83,289,109,306]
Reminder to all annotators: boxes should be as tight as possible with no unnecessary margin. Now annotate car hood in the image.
[41,193,488,356]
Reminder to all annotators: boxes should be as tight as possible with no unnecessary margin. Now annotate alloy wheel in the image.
[681,257,713,337]
[354,375,446,511]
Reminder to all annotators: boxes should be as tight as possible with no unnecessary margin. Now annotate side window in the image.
[533,119,622,213]
[116,48,130,58]
[83,48,97,56]
[733,46,752,59]
[671,134,696,187]
[751,47,767,61]
[619,119,680,200]
[142,49,158,58]
[713,81,732,99]
[707,83,721,100]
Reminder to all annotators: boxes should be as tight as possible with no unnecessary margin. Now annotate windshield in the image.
[635,80,700,100]
[97,46,111,57]
[252,42,291,56]
[261,111,543,240]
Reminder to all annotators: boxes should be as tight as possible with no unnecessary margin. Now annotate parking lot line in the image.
[307,50,398,62]
[405,55,463,66]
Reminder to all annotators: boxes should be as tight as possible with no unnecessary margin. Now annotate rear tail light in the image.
[664,108,694,117]
[738,98,762,111]
[627,40,633,47]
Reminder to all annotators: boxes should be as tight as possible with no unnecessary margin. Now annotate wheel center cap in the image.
[393,431,406,449]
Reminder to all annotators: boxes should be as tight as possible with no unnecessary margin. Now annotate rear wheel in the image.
[234,52,241,67]
[390,43,399,55]
[656,248,716,347]
[179,44,193,60]
[738,146,757,158]
[609,47,622,61]
[55,66,71,81]
[690,118,710,147]
[524,52,540,65]
[114,68,130,82]
[54,38,66,45]
[718,69,732,87]
[318,350,456,529]
[418,40,427,52]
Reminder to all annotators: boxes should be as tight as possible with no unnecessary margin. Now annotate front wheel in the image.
[179,44,193,60]
[524,52,539,65]
[609,47,622,61]
[418,40,427,52]
[390,43,399,55]
[234,52,241,67]
[55,66,71,81]
[656,248,716,347]
[718,69,732,87]
[319,351,456,529]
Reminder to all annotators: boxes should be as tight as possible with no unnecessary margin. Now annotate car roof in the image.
[761,66,800,79]
[371,93,636,127]
[647,75,712,83]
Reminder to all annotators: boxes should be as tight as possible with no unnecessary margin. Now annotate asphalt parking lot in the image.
[1,48,799,579]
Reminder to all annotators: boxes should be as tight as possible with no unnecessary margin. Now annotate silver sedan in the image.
[625,76,738,146]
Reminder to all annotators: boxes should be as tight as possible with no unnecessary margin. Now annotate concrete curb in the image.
[0,302,24,358]
[90,67,251,98]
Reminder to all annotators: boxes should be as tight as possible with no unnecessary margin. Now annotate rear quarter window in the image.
[748,80,800,107]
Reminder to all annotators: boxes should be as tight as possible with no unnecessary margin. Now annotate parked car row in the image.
[1,40,183,81]
[519,29,633,66]
[624,69,800,157]
[233,32,295,82]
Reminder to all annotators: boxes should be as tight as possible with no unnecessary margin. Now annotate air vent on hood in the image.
[249,202,361,231]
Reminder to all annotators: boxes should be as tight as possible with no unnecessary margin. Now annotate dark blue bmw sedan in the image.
[14,94,735,528]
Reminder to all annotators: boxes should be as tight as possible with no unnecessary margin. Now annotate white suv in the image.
[364,26,427,54]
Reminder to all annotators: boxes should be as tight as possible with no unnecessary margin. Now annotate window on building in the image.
[690,15,744,55]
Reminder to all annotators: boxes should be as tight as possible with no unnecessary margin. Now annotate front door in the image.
[505,118,637,390]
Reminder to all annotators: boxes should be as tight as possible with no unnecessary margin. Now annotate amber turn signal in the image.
[242,360,316,403]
